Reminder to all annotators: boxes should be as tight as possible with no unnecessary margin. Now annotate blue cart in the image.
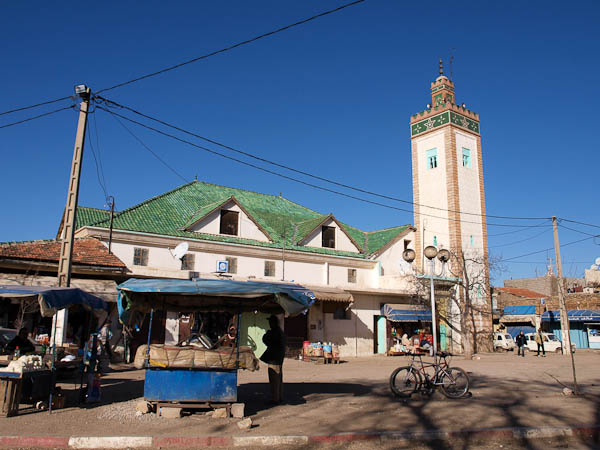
[117,278,315,415]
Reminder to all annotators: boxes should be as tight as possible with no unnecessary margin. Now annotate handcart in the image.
[117,278,314,416]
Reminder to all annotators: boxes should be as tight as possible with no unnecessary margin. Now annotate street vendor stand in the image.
[117,278,314,415]
[0,285,108,416]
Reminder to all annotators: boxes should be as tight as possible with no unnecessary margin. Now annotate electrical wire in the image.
[558,218,600,230]
[96,0,366,94]
[87,119,109,200]
[0,96,72,117]
[488,227,552,248]
[0,105,73,129]
[107,109,190,184]
[97,104,551,229]
[97,95,551,223]
[499,236,595,262]
[487,220,552,237]
[92,112,109,197]
[558,223,600,238]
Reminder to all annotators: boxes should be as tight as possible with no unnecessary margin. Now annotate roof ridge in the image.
[0,237,99,247]
[366,224,412,234]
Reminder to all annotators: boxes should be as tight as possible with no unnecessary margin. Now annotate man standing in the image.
[261,315,286,405]
[515,330,526,357]
[535,329,546,357]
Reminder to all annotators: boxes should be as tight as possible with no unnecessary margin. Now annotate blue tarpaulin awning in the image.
[0,284,109,317]
[117,278,316,323]
[382,304,432,322]
[542,310,600,322]
[504,305,536,315]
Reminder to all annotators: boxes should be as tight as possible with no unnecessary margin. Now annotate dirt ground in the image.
[1,351,599,438]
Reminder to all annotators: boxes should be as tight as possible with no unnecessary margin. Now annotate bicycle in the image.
[389,351,469,399]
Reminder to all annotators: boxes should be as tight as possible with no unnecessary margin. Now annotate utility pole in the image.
[54,85,91,346]
[552,216,579,394]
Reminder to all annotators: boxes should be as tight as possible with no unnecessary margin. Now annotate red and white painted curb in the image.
[0,426,598,448]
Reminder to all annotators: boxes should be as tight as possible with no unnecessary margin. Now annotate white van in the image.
[524,332,576,354]
[493,332,516,352]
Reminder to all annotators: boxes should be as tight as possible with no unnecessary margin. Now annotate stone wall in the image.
[504,276,585,296]
[497,291,600,315]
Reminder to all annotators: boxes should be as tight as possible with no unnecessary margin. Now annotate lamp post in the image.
[403,246,449,357]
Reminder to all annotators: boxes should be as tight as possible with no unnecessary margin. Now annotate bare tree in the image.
[404,249,503,359]
[14,297,39,331]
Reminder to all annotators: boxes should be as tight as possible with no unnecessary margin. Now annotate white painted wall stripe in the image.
[68,436,153,449]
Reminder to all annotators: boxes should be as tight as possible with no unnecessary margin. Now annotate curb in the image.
[1,426,598,448]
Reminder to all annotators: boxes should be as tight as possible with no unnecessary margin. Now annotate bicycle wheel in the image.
[390,366,421,398]
[440,367,469,399]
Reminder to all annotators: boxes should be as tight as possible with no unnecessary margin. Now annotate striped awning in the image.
[304,285,354,304]
[542,310,600,322]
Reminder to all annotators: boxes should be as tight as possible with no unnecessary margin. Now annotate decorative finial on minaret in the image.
[439,58,444,76]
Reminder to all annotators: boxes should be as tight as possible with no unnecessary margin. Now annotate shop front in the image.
[381,304,433,355]
[542,310,600,349]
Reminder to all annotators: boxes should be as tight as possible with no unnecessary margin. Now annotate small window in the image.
[462,148,472,168]
[497,335,502,341]
[133,248,148,266]
[264,261,275,277]
[322,226,335,248]
[181,253,195,270]
[380,266,385,276]
[403,239,411,250]
[433,236,438,246]
[348,269,357,283]
[426,148,438,169]
[470,235,474,247]
[220,210,239,236]
[333,307,350,320]
[226,257,237,274]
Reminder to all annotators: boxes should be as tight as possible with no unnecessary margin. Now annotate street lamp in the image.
[403,245,449,357]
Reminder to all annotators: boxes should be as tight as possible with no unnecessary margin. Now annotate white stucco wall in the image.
[302,218,360,253]
[414,130,451,249]
[189,201,270,242]
[455,130,484,253]
[376,230,416,277]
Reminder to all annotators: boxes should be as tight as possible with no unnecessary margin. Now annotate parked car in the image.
[494,332,516,352]
[524,332,576,354]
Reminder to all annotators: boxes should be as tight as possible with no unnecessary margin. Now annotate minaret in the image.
[410,62,490,348]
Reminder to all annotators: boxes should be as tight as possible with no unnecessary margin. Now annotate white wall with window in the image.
[301,218,360,253]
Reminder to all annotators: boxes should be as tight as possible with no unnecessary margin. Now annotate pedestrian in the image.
[535,329,546,357]
[260,315,286,405]
[99,320,114,361]
[515,330,526,357]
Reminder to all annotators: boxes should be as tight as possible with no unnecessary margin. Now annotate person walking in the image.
[515,330,526,357]
[260,315,286,405]
[535,329,546,357]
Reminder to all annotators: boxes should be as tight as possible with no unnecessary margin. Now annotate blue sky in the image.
[1,1,599,283]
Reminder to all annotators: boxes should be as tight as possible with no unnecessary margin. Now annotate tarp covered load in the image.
[134,344,259,371]
[117,278,315,324]
[0,284,109,317]
[382,304,432,322]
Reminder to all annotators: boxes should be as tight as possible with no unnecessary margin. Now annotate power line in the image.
[97,95,550,223]
[96,104,550,229]
[500,236,595,262]
[0,105,73,129]
[559,218,600,230]
[0,96,71,117]
[488,220,551,237]
[96,0,366,94]
[87,115,109,200]
[558,223,600,238]
[488,227,552,248]
[107,109,190,184]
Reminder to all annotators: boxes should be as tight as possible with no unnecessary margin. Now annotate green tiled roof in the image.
[78,181,411,259]
[76,207,110,229]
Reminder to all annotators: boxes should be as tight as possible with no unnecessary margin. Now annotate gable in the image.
[186,199,270,242]
[299,217,361,253]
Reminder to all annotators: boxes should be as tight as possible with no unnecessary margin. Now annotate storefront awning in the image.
[304,285,353,304]
[542,310,600,322]
[382,304,431,322]
[499,314,536,326]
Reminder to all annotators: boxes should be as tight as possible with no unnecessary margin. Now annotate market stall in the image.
[0,285,109,416]
[117,278,314,414]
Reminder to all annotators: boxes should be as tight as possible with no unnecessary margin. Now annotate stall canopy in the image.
[542,310,600,322]
[382,304,432,322]
[0,284,109,317]
[117,278,315,323]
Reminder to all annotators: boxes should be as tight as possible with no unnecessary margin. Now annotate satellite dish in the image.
[595,257,600,266]
[171,242,189,260]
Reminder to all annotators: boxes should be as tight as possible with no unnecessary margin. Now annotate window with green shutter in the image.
[426,148,438,169]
